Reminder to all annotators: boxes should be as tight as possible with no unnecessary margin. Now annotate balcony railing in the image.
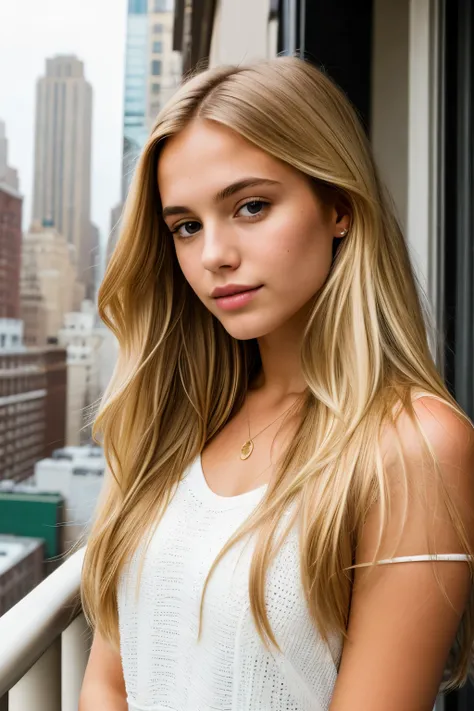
[0,544,449,710]
[0,547,90,711]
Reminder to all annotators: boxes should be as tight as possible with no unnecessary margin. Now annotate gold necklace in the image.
[240,399,295,460]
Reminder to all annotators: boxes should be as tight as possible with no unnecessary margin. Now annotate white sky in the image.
[0,0,127,245]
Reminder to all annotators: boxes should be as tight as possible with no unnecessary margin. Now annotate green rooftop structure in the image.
[0,492,65,559]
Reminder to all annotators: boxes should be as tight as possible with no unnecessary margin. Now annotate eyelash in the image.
[170,198,271,239]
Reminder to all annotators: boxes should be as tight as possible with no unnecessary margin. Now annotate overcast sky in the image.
[0,0,127,244]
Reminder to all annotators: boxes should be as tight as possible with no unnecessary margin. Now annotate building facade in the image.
[122,0,150,201]
[20,222,82,346]
[0,535,44,617]
[0,180,22,323]
[57,301,105,447]
[0,347,67,482]
[148,0,182,123]
[108,0,181,263]
[0,120,19,192]
[31,56,93,299]
[34,445,105,552]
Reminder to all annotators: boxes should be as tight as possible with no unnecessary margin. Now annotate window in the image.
[153,41,163,53]
[154,23,164,33]
[152,83,161,94]
[152,60,162,76]
[153,0,172,11]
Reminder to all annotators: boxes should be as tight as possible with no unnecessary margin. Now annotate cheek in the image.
[174,246,201,291]
[263,216,334,293]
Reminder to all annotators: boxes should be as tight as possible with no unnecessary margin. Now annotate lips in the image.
[211,284,262,299]
[210,284,263,312]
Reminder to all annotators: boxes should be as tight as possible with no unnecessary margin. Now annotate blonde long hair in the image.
[81,57,473,688]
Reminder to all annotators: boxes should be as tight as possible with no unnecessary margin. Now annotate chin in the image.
[217,314,284,341]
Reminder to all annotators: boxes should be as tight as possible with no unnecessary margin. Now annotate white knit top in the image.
[117,455,471,711]
[117,455,342,711]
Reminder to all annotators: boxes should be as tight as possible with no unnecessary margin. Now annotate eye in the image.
[237,200,269,218]
[171,220,201,239]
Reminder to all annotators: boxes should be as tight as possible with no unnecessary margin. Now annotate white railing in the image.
[0,546,450,710]
[0,547,90,711]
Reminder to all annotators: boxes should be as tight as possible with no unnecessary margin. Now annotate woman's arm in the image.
[330,397,474,711]
[79,630,128,711]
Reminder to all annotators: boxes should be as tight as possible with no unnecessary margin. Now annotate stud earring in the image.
[339,228,348,237]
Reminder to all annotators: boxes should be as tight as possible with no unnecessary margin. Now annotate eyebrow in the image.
[161,177,281,219]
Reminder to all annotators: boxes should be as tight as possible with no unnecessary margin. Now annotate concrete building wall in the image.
[371,0,442,328]
[58,302,105,446]
[20,224,80,345]
[208,0,276,67]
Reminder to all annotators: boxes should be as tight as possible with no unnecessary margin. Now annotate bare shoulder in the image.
[330,396,474,710]
[382,394,474,494]
[359,393,474,563]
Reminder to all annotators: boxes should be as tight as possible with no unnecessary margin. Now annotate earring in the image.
[339,228,348,237]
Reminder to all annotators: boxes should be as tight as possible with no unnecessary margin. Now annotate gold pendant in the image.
[240,439,254,460]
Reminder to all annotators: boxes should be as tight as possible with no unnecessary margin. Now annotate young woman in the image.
[79,57,474,711]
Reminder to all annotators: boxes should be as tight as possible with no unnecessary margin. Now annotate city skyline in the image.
[0,0,127,245]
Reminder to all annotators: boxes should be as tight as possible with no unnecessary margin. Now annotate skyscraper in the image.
[31,55,94,299]
[107,0,181,263]
[122,0,149,201]
[148,0,181,124]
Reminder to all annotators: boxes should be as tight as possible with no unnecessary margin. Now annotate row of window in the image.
[0,418,45,443]
[0,422,44,443]
[0,412,43,433]
[0,378,45,398]
[0,399,43,418]
[0,431,43,455]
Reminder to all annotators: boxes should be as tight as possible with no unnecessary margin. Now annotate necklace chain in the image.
[240,398,295,460]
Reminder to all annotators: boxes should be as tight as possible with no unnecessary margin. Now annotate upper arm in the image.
[80,629,127,707]
[330,397,474,711]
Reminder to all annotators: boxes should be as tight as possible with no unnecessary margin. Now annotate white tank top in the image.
[117,455,342,711]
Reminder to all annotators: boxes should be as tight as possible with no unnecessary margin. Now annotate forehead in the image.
[157,119,289,204]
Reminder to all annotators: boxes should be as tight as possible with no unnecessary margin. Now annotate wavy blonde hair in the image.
[81,57,474,689]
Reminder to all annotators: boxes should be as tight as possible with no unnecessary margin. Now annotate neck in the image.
[254,310,309,399]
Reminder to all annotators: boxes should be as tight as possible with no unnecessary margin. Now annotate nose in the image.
[201,222,241,273]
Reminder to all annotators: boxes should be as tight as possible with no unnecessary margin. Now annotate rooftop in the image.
[0,535,44,576]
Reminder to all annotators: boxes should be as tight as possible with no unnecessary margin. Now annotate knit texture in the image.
[117,456,342,711]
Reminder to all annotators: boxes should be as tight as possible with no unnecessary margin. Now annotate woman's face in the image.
[158,119,349,341]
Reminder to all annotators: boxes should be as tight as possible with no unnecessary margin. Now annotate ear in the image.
[334,213,350,238]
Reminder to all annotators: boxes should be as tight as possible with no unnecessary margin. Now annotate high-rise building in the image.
[0,120,19,192]
[58,300,106,447]
[122,0,150,202]
[31,56,94,299]
[148,0,181,122]
[0,346,67,483]
[20,222,83,346]
[107,0,181,264]
[0,121,22,324]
